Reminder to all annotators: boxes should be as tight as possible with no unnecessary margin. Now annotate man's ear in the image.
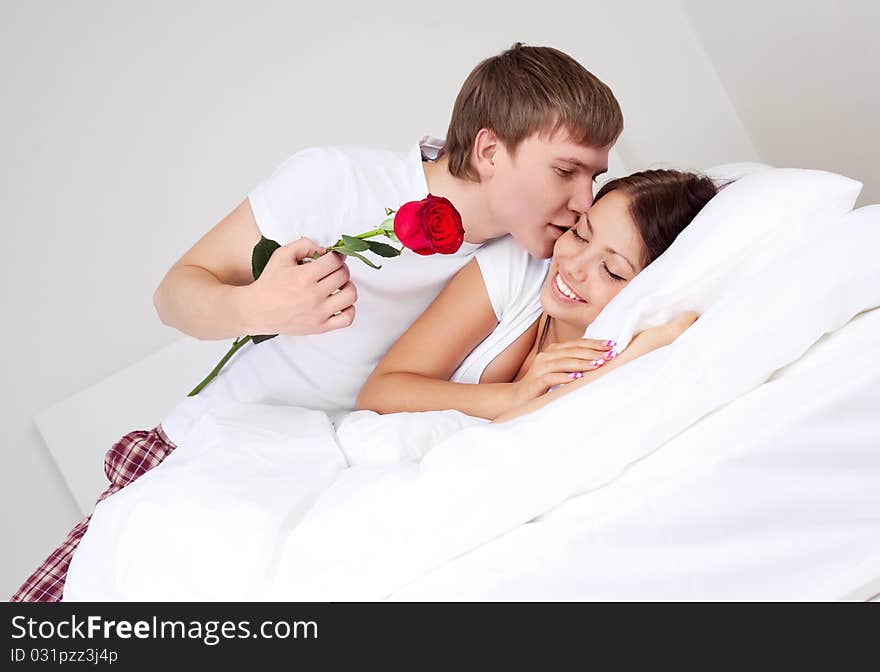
[471,128,499,181]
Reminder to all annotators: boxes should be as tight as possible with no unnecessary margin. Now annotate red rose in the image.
[393,194,465,256]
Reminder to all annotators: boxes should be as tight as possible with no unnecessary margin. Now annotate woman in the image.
[356,169,718,422]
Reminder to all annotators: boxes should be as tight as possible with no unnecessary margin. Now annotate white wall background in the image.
[683,0,880,206]
[1,0,875,599]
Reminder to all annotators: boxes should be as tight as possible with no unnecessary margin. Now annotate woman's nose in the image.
[561,258,589,285]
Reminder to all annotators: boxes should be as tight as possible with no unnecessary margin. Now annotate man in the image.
[13,42,621,601]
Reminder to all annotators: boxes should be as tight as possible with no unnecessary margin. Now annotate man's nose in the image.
[569,182,594,215]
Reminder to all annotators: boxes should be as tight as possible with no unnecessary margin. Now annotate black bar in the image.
[3,602,877,668]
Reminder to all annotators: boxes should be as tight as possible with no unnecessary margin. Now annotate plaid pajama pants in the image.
[10,425,177,602]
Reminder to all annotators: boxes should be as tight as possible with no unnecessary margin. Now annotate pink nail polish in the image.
[569,371,584,380]
[605,340,617,348]
[604,349,619,361]
[591,359,604,367]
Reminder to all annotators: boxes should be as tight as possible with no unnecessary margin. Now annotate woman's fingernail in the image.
[591,359,605,368]
[604,349,619,361]
[569,371,584,380]
[605,340,617,348]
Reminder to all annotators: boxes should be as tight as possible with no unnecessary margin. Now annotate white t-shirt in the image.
[451,236,549,384]
[160,138,482,445]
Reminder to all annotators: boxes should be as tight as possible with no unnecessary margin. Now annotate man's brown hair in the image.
[439,42,624,181]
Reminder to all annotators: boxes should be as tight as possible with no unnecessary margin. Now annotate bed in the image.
[37,164,880,601]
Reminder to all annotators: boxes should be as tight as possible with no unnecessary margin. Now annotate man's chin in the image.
[507,231,554,259]
[526,240,555,259]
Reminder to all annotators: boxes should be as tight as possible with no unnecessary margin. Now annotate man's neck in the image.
[422,157,505,244]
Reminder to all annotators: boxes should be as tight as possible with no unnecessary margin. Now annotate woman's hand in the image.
[630,311,699,354]
[496,311,700,424]
[508,337,619,408]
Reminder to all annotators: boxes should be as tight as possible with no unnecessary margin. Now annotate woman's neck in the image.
[538,312,587,351]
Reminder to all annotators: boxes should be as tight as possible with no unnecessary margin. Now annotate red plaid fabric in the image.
[10,425,177,602]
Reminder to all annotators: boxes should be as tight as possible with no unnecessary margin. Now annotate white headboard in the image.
[35,337,230,516]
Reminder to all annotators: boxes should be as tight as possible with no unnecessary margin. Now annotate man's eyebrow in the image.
[560,157,608,176]
[585,213,636,274]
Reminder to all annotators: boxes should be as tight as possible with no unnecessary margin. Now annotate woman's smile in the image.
[552,272,587,303]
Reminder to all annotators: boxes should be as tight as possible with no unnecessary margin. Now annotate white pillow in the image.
[584,168,862,348]
[704,161,773,184]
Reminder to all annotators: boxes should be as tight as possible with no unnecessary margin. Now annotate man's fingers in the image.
[322,304,356,331]
[316,264,351,295]
[282,236,324,261]
[304,249,346,280]
[324,281,358,316]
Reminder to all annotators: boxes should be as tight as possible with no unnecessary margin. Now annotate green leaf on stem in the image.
[252,236,281,280]
[335,247,382,269]
[251,238,281,344]
[365,240,401,257]
[340,235,369,252]
[384,207,395,216]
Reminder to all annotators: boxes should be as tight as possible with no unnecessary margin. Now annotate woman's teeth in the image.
[555,273,586,302]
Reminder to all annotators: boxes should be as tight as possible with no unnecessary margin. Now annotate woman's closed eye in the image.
[569,226,626,282]
[602,261,625,282]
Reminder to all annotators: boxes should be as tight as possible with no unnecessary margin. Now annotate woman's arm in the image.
[356,258,520,420]
[494,312,699,423]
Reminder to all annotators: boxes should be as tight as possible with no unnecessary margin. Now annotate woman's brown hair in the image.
[595,169,720,268]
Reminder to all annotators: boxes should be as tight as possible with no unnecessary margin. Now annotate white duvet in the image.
[64,174,880,601]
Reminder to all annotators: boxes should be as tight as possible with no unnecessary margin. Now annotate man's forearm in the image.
[153,264,252,340]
